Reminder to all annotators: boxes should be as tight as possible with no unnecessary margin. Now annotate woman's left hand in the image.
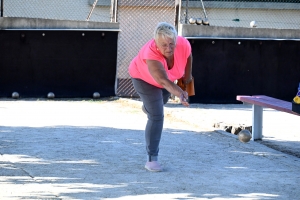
[183,76,193,85]
[183,54,193,85]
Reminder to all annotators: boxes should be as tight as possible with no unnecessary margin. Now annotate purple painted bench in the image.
[236,95,300,141]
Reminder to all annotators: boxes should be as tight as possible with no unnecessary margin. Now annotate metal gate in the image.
[115,0,176,97]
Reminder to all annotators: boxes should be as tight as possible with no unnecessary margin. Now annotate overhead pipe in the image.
[175,0,181,32]
[1,0,3,17]
[185,0,189,24]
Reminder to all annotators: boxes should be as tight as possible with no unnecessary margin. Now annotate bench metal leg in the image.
[252,104,263,140]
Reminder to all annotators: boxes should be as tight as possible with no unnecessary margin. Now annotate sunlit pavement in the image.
[0,98,299,199]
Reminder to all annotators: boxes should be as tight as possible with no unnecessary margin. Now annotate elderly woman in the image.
[128,22,193,172]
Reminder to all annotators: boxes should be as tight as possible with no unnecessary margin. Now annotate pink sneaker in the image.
[145,161,163,172]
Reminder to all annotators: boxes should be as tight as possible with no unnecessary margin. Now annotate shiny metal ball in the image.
[189,17,196,24]
[202,18,209,25]
[12,92,19,99]
[238,129,252,143]
[47,92,55,99]
[93,92,100,99]
[196,18,202,25]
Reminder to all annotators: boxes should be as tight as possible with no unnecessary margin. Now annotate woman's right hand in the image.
[146,60,190,107]
[179,91,189,107]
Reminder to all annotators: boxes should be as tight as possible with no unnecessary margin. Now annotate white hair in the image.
[154,22,177,43]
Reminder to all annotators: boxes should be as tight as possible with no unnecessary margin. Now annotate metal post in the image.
[1,0,3,17]
[252,104,263,140]
[110,0,114,22]
[114,0,118,23]
[185,0,189,24]
[174,0,180,31]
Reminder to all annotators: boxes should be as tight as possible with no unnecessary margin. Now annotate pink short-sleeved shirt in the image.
[128,36,191,88]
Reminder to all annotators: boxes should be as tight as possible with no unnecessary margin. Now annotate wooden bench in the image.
[236,95,300,141]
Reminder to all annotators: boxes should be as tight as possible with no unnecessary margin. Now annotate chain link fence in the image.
[1,0,112,22]
[115,0,175,96]
[181,0,300,29]
[116,0,300,97]
[2,0,299,29]
[1,0,299,97]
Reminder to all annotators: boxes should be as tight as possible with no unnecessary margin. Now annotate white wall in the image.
[4,0,111,22]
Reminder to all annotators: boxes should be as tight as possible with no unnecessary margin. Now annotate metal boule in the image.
[93,92,100,99]
[47,92,55,99]
[202,18,209,25]
[238,129,252,143]
[196,18,202,25]
[12,92,19,99]
[189,17,196,24]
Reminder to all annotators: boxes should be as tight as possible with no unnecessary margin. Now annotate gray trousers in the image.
[131,78,170,161]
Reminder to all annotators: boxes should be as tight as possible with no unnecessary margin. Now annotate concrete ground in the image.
[0,97,299,200]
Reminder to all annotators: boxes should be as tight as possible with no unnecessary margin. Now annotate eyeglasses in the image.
[159,42,175,50]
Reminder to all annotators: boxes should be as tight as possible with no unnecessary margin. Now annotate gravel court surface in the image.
[0,97,300,200]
